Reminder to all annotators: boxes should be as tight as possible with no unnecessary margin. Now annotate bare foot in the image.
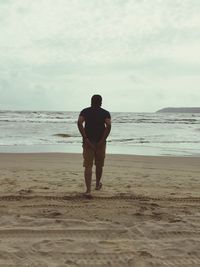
[95,182,102,190]
[83,192,93,199]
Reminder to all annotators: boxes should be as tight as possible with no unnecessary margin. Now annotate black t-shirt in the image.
[80,107,111,142]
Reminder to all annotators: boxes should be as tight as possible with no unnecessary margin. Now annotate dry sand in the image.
[0,153,200,267]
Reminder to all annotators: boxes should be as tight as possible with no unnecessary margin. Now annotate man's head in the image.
[91,94,102,107]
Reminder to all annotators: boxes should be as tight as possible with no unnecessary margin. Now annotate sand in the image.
[0,152,200,267]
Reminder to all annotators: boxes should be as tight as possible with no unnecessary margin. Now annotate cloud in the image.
[0,0,200,111]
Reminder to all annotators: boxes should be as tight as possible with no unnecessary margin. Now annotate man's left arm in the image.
[77,115,95,149]
[77,115,87,140]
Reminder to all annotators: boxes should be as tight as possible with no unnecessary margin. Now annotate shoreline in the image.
[0,143,200,157]
[0,151,200,159]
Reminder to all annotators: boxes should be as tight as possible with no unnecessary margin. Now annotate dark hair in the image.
[91,94,102,107]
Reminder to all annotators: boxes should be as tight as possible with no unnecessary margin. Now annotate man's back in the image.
[80,106,111,143]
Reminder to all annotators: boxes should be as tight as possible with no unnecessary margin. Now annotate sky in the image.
[0,0,200,112]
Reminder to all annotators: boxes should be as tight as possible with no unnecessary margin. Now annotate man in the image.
[77,94,111,198]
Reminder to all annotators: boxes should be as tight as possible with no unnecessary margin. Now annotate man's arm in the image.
[77,115,87,140]
[99,118,111,144]
[77,115,94,148]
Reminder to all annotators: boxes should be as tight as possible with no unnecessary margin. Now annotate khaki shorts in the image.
[83,141,106,168]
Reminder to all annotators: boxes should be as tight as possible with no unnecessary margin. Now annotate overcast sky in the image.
[0,0,200,112]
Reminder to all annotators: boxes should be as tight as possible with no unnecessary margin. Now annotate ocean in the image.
[0,110,200,156]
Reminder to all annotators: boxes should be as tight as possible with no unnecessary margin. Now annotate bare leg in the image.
[96,165,103,188]
[84,167,92,194]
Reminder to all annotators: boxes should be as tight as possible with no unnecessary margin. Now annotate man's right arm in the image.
[99,117,111,145]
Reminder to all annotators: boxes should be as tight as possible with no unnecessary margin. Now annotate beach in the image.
[0,153,200,266]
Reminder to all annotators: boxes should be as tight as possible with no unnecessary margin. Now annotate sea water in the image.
[0,110,200,156]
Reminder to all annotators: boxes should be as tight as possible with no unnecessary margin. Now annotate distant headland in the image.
[156,107,200,113]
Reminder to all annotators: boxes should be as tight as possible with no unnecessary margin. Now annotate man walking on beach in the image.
[77,95,111,198]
